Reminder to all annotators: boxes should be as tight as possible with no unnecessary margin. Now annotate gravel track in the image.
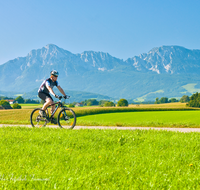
[1,124,200,133]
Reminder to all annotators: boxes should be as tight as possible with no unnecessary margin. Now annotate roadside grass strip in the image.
[1,127,200,189]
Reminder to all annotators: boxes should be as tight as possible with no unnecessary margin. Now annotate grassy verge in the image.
[1,127,200,189]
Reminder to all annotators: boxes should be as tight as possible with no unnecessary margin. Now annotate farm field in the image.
[129,102,188,108]
[1,127,200,189]
[17,104,43,109]
[0,103,199,127]
[18,102,188,109]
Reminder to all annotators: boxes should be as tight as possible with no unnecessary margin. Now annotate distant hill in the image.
[1,44,200,101]
[23,88,113,102]
[0,89,113,103]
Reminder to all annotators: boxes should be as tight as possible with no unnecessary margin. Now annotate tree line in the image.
[0,95,129,109]
[0,96,39,104]
[69,99,128,107]
[0,96,39,109]
[155,95,190,104]
[1,93,199,109]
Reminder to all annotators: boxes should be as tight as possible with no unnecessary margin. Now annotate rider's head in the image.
[50,70,59,82]
[50,70,59,77]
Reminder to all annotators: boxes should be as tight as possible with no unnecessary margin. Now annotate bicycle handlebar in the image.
[58,95,70,100]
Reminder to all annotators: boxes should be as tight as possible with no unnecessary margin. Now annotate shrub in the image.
[12,103,22,109]
[0,100,12,109]
[0,100,10,106]
[117,99,128,107]
[180,95,190,103]
[69,103,75,108]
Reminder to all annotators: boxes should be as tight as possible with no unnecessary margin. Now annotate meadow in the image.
[1,103,200,189]
[1,127,200,189]
[77,110,200,128]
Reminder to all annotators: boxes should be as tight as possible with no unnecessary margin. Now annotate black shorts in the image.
[38,92,53,102]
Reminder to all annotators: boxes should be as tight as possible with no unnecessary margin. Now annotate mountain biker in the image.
[38,70,67,124]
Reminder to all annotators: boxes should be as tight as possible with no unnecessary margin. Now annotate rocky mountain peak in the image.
[1,44,200,100]
[128,46,200,74]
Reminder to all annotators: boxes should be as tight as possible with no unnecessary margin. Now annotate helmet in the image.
[50,70,59,77]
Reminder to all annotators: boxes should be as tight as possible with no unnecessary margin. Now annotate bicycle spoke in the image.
[57,108,76,129]
[30,109,47,127]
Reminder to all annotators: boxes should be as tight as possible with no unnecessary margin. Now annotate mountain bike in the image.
[30,96,76,129]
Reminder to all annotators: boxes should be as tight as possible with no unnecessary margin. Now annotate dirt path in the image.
[1,124,200,133]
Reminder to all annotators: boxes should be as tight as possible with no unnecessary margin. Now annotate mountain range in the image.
[1,44,200,102]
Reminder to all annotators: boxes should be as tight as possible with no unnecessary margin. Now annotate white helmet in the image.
[50,70,59,77]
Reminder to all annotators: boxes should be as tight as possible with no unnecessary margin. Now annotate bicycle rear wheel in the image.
[57,108,76,129]
[30,108,48,127]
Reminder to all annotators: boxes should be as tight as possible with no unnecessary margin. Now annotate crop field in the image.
[0,103,199,127]
[18,104,43,109]
[1,127,200,189]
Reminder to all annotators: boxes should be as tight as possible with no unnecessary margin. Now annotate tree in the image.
[104,101,115,107]
[180,95,190,103]
[155,97,159,104]
[187,92,200,107]
[169,98,179,103]
[87,99,99,106]
[159,97,168,103]
[15,96,24,103]
[117,99,128,107]
[25,99,40,104]
[99,100,108,106]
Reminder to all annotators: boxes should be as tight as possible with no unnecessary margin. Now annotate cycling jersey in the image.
[38,78,59,94]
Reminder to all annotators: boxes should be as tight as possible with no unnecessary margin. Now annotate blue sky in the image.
[0,0,200,64]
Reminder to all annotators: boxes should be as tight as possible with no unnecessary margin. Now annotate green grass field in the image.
[77,110,200,127]
[1,127,200,189]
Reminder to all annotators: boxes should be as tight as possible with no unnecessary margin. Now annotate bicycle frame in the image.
[46,100,65,119]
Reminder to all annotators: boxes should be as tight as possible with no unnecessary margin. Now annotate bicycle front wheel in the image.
[30,108,48,128]
[57,108,76,129]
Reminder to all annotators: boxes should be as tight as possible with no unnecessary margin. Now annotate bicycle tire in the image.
[30,108,48,127]
[57,108,76,129]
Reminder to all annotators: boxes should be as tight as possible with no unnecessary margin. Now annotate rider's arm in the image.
[57,85,66,96]
[46,85,56,97]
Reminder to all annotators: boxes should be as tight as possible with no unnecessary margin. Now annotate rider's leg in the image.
[42,98,56,116]
[42,98,54,111]
[51,104,56,115]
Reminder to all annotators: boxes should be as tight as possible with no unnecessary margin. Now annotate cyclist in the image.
[38,70,67,124]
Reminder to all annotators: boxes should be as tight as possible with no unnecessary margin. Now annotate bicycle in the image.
[30,96,76,129]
